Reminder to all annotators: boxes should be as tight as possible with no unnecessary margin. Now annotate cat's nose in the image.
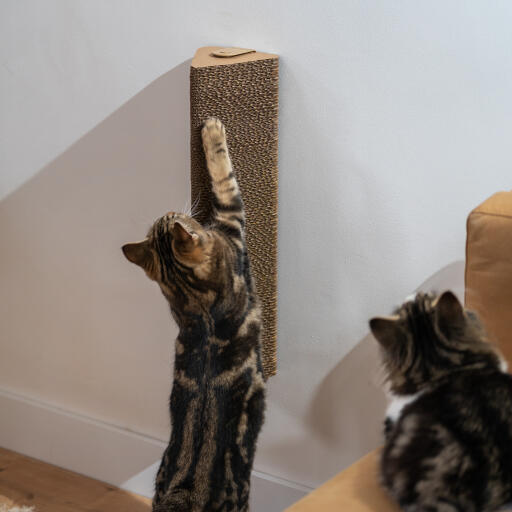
[166,211,175,217]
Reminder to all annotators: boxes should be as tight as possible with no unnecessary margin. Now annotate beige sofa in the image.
[286,191,512,511]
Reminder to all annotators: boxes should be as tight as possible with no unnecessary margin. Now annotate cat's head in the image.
[369,291,503,394]
[122,212,216,309]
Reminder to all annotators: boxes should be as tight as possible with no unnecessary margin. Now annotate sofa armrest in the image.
[465,190,512,363]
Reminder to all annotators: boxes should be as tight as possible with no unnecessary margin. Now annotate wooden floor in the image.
[0,447,151,511]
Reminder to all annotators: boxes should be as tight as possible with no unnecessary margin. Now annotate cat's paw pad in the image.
[202,117,226,152]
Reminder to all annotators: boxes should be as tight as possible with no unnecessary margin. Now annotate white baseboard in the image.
[0,387,165,486]
[0,387,309,511]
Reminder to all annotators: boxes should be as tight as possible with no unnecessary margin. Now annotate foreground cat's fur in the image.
[123,118,265,512]
[370,291,512,512]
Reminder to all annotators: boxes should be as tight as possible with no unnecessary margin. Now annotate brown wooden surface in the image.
[285,449,399,512]
[0,447,151,512]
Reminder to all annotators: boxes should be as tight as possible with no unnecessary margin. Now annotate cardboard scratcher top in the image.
[192,46,277,67]
[190,47,279,377]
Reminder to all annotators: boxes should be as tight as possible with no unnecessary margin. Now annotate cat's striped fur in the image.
[370,291,512,512]
[123,118,265,512]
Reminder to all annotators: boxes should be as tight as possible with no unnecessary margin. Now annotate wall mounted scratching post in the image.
[190,47,279,377]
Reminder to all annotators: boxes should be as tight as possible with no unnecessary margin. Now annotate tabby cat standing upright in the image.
[370,291,512,512]
[122,118,266,512]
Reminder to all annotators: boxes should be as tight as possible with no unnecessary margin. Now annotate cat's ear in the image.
[434,290,465,334]
[171,221,199,253]
[122,240,153,270]
[370,316,403,349]
[369,316,402,350]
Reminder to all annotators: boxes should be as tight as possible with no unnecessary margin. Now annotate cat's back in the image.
[392,370,512,444]
[384,369,512,506]
[408,369,512,423]
[382,370,512,511]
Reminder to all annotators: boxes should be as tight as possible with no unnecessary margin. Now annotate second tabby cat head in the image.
[122,212,217,308]
[370,291,504,394]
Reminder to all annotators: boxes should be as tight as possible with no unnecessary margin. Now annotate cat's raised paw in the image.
[202,117,226,152]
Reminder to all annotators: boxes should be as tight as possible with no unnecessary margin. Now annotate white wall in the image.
[2,0,512,499]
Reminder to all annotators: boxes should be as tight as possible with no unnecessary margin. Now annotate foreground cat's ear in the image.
[171,221,199,252]
[122,240,153,270]
[435,290,465,333]
[369,316,402,350]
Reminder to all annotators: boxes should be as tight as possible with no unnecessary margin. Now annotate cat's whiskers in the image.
[181,197,192,217]
[189,193,202,219]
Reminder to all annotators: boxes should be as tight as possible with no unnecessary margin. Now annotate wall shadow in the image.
[0,60,191,485]
[305,260,465,442]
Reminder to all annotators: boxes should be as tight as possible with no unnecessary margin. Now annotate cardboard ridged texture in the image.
[190,46,279,377]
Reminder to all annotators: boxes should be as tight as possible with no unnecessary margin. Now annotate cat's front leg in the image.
[201,118,240,206]
[201,118,245,236]
[201,117,232,182]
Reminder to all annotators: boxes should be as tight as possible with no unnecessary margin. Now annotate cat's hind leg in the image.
[153,446,171,507]
[152,489,191,512]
